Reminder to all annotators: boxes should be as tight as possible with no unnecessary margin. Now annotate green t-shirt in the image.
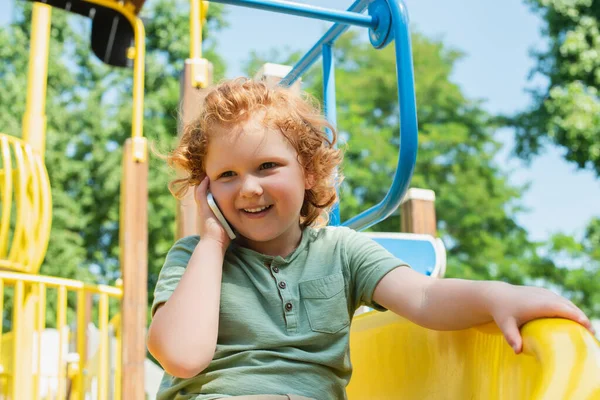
[151,226,407,400]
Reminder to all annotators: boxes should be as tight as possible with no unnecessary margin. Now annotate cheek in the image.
[209,184,236,209]
[270,174,306,204]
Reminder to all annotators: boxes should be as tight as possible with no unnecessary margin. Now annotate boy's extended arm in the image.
[373,267,593,353]
[147,238,226,378]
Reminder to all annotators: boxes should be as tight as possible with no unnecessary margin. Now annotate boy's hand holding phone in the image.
[194,176,235,248]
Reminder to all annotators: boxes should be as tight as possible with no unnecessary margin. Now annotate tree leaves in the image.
[513,0,600,174]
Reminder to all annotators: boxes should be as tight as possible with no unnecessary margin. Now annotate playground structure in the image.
[0,0,598,399]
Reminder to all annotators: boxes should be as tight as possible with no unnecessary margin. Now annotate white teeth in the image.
[244,205,270,213]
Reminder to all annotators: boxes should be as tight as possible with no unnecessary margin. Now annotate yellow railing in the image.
[0,270,122,400]
[0,134,52,275]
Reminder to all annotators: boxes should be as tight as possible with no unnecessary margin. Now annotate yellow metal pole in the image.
[0,270,122,296]
[114,281,123,400]
[33,283,46,400]
[22,3,52,160]
[0,137,13,259]
[190,0,202,59]
[98,293,109,400]
[11,280,24,398]
[189,0,209,88]
[56,286,67,400]
[129,14,146,162]
[0,279,4,372]
[7,144,27,265]
[32,150,53,273]
[114,320,123,400]
[75,289,86,400]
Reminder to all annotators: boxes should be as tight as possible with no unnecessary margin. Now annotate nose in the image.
[239,175,263,198]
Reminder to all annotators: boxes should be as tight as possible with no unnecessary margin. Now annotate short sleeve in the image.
[343,229,410,311]
[151,235,200,317]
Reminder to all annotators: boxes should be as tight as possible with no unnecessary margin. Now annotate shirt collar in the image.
[230,227,313,265]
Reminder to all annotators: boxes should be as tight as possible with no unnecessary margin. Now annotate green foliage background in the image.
[0,0,598,329]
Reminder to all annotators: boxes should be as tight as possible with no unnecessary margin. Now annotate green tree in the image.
[508,0,600,318]
[512,0,600,175]
[530,218,600,317]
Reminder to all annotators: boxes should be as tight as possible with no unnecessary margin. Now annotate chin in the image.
[239,231,280,243]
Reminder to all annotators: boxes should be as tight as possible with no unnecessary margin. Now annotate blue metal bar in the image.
[279,0,372,87]
[342,0,418,231]
[208,0,376,28]
[322,43,341,226]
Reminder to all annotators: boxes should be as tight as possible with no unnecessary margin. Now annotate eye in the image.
[219,171,235,178]
[260,162,278,170]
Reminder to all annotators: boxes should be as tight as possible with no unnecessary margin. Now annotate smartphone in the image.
[206,192,236,240]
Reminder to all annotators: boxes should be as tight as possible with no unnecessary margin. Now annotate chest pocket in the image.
[299,273,350,334]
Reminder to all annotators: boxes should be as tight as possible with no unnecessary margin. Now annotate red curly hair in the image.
[167,77,343,228]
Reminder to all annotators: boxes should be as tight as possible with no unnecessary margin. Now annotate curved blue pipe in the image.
[342,0,418,231]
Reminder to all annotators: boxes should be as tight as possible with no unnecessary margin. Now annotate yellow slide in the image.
[348,311,600,399]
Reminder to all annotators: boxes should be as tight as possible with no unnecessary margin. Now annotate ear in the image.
[305,173,315,190]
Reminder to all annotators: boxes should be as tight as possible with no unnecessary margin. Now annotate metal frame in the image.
[209,0,377,27]
[208,0,419,232]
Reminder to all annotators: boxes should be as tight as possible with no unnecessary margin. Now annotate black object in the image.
[23,0,137,68]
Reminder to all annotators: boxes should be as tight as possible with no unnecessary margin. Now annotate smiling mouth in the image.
[242,205,273,214]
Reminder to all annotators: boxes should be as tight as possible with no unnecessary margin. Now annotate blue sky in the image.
[2,0,600,241]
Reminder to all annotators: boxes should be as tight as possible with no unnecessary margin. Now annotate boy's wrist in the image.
[198,236,229,256]
[480,280,511,318]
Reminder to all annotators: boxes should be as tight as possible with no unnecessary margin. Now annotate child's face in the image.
[205,115,311,252]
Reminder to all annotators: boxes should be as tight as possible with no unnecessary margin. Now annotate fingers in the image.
[498,316,523,354]
[569,301,593,329]
[553,301,594,333]
[570,305,592,330]
[531,288,594,334]
[194,176,209,205]
[565,300,593,331]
